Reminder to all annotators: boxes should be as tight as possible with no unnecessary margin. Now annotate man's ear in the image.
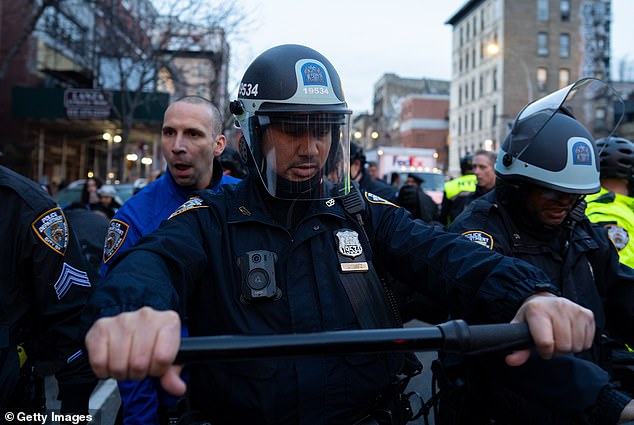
[213,135,227,157]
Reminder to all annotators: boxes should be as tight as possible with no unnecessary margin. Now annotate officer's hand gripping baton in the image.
[176,320,532,364]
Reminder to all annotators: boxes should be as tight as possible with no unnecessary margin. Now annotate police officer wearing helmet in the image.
[83,45,598,425]
[585,137,634,269]
[447,79,634,424]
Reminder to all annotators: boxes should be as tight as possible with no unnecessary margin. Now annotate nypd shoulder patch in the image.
[605,224,629,251]
[364,192,396,207]
[462,230,494,250]
[32,207,68,255]
[168,196,208,220]
[103,219,129,264]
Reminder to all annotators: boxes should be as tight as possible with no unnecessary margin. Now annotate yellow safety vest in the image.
[444,174,477,200]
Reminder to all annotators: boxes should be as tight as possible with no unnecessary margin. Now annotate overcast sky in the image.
[228,0,634,114]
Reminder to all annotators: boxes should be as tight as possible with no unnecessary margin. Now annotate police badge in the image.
[334,229,368,272]
[605,224,629,251]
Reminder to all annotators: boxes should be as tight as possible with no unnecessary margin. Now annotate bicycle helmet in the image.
[230,44,352,200]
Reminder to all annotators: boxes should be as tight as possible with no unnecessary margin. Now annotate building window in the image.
[558,68,570,88]
[479,109,483,130]
[466,51,470,70]
[471,79,476,100]
[466,22,470,41]
[458,86,462,106]
[560,0,570,21]
[560,33,570,58]
[471,111,475,131]
[479,75,484,96]
[537,67,548,91]
[492,104,497,127]
[480,9,485,31]
[473,16,477,37]
[458,117,462,136]
[472,47,476,68]
[537,0,549,21]
[537,32,549,56]
[492,68,498,91]
[460,27,463,46]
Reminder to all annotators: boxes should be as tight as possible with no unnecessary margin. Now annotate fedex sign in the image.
[391,155,426,169]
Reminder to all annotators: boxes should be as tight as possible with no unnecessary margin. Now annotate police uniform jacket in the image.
[84,176,564,425]
[449,189,634,422]
[0,166,96,413]
[101,160,239,425]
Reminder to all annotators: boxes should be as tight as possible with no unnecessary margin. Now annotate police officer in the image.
[83,45,596,425]
[0,165,96,416]
[447,79,634,424]
[438,152,477,227]
[585,137,634,269]
[101,96,240,425]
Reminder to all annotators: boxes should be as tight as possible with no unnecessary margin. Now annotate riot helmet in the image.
[460,152,474,175]
[495,78,624,195]
[595,137,634,182]
[230,44,352,200]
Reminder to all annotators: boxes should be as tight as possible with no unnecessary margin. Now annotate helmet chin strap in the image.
[273,173,322,200]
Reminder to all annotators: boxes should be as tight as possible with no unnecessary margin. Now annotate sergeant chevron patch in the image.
[54,262,91,299]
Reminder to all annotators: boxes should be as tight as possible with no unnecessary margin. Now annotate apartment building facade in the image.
[446,0,611,175]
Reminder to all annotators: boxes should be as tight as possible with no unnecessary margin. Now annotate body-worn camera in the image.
[238,250,281,303]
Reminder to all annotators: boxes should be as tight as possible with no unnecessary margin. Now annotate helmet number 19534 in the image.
[303,87,329,95]
[239,83,259,97]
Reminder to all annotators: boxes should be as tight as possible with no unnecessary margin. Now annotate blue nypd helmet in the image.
[230,44,352,200]
[495,78,624,195]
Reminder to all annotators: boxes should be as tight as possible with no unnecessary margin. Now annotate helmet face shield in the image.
[256,112,351,200]
[497,78,625,194]
[232,44,353,200]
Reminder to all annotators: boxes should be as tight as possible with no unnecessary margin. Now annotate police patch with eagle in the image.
[32,207,69,255]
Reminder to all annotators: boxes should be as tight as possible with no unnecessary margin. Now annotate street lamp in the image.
[103,131,122,183]
[486,42,533,103]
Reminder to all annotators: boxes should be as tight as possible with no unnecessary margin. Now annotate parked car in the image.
[54,179,135,209]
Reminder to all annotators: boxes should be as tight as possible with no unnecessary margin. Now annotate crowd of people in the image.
[2,43,634,425]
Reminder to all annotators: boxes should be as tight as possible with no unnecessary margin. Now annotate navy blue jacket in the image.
[84,176,561,425]
[0,166,96,414]
[101,162,239,425]
[449,189,634,423]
